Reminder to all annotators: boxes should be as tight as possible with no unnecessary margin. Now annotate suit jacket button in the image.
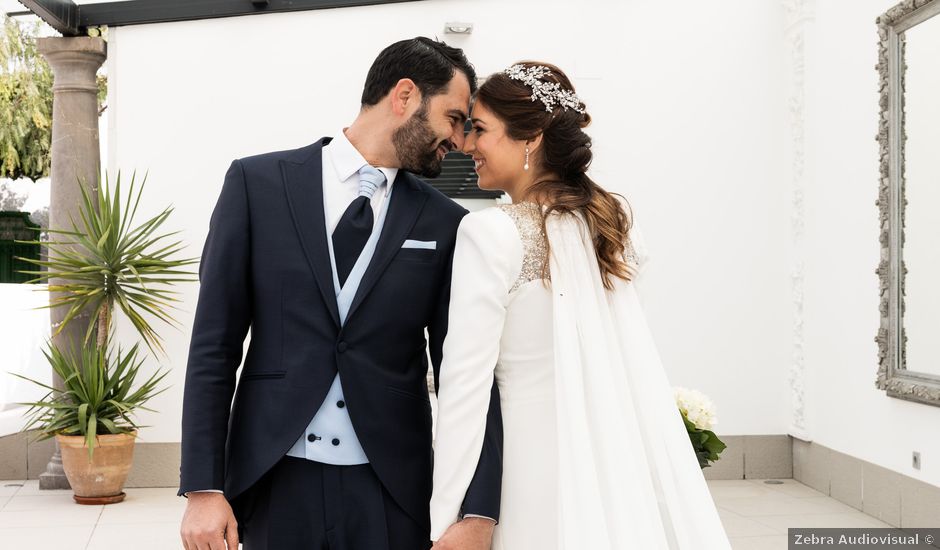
[337,341,348,353]
[331,438,340,446]
[337,400,345,408]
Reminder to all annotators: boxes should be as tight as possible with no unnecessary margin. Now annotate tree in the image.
[0,16,52,181]
[0,181,27,211]
[0,16,106,181]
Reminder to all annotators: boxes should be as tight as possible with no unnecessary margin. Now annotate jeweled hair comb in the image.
[503,64,586,114]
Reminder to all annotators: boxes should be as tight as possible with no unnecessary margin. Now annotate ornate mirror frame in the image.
[875,0,940,406]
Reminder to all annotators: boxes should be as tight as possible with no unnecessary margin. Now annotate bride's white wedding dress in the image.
[429,203,731,550]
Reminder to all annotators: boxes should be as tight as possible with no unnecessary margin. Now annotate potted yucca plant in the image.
[12,172,198,504]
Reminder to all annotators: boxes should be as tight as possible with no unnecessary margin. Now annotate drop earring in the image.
[524,144,530,171]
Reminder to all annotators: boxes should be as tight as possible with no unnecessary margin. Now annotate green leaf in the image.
[77,403,88,435]
[86,412,97,461]
[99,417,118,434]
[679,411,727,468]
[95,226,111,252]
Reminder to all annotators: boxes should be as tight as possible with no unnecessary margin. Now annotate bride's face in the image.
[463,101,527,194]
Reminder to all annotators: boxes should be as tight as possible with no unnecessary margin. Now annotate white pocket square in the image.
[402,239,437,250]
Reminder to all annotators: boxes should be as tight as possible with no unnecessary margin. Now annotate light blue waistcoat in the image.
[286,184,395,465]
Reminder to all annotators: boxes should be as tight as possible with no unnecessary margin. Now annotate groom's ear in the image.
[389,78,421,117]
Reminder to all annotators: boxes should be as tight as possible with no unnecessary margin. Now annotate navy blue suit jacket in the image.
[178,138,503,531]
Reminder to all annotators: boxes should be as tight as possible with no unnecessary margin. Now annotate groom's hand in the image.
[180,492,239,550]
[433,517,495,550]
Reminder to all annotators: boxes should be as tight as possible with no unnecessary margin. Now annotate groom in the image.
[179,37,502,550]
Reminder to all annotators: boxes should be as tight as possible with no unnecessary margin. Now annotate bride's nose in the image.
[462,133,477,155]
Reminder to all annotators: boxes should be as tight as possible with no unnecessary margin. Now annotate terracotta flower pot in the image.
[56,431,137,504]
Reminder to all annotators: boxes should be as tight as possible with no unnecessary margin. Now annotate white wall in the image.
[802,0,940,488]
[0,284,51,436]
[104,0,796,466]
[616,1,790,436]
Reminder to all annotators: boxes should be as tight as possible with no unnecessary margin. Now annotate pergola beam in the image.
[15,0,422,35]
[78,0,421,29]
[16,0,79,36]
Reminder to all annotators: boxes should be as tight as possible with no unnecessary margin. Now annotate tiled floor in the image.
[711,478,892,549]
[0,477,891,549]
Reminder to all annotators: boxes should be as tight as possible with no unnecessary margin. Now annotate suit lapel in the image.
[345,172,428,324]
[280,138,341,328]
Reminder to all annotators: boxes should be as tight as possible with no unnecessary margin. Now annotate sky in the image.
[1,0,29,14]
[1,178,51,212]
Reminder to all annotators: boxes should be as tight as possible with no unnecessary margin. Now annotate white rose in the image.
[673,386,718,431]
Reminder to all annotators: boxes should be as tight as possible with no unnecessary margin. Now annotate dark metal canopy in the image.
[418,156,498,200]
[15,0,421,36]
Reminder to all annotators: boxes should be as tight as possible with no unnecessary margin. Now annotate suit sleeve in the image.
[429,208,521,540]
[178,159,253,496]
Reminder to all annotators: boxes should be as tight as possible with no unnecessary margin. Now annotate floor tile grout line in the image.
[746,479,829,497]
[715,506,786,537]
[758,482,828,499]
[84,506,106,550]
[724,508,890,534]
[0,480,27,510]
[747,513,798,535]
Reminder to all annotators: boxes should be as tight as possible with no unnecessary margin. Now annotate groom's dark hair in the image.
[361,37,477,107]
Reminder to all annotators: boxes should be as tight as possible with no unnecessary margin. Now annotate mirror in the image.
[876,0,940,405]
[902,8,940,378]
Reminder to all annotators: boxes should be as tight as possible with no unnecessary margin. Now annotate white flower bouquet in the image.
[674,387,726,469]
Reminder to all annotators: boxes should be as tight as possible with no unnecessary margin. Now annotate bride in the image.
[429,62,732,550]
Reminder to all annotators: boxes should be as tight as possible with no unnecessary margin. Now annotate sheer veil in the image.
[546,212,731,550]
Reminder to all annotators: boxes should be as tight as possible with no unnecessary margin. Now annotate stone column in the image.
[36,37,107,490]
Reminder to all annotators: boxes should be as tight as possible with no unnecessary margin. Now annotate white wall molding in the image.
[782,0,815,441]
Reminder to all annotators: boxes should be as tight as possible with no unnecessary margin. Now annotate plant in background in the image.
[13,342,167,460]
[12,171,198,460]
[0,15,107,181]
[17,171,199,356]
[1,15,53,181]
[674,386,727,469]
[0,180,28,211]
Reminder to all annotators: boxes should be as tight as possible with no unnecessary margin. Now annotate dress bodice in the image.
[497,203,551,294]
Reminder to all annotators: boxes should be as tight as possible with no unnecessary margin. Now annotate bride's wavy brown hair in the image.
[475,61,635,288]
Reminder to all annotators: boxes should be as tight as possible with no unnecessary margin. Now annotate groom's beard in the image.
[393,104,448,178]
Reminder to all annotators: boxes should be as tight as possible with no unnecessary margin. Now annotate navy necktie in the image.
[333,165,385,287]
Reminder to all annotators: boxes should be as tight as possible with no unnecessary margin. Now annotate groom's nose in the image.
[450,125,466,150]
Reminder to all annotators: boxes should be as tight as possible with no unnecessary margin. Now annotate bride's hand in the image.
[432,517,495,550]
